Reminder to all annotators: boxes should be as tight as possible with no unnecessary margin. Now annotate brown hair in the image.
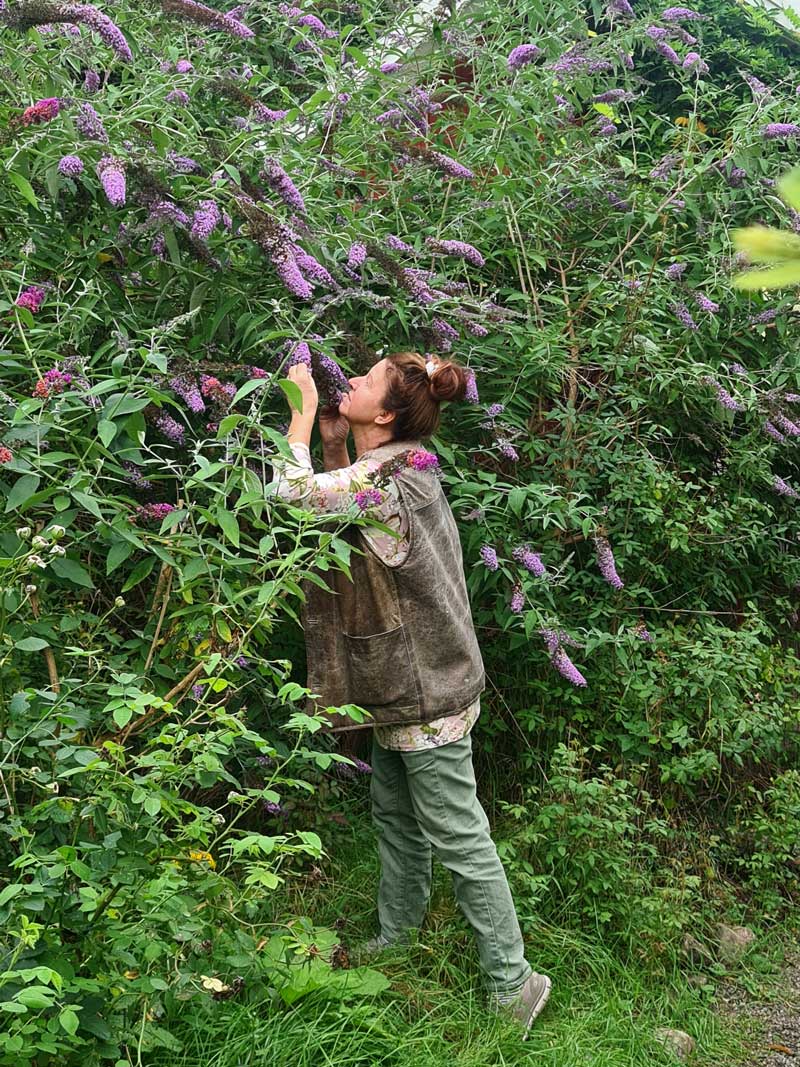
[382,351,468,441]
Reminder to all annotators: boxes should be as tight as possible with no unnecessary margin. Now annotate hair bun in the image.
[429,360,468,403]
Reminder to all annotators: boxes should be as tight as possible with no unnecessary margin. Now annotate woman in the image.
[269,350,551,1038]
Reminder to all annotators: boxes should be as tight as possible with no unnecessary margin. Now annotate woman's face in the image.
[338,357,392,427]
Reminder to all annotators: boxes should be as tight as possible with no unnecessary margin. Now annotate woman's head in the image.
[339,351,468,441]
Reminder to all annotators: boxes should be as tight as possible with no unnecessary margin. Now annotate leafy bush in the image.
[2,0,800,1058]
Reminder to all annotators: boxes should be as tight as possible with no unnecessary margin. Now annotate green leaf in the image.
[732,225,800,263]
[107,540,134,575]
[230,378,269,407]
[777,167,800,212]
[144,794,161,816]
[14,637,49,652]
[217,413,246,437]
[58,1008,79,1036]
[733,262,800,290]
[508,487,526,517]
[164,227,181,266]
[16,986,55,1010]
[6,170,39,210]
[5,474,41,512]
[278,378,304,414]
[301,88,333,114]
[217,508,240,547]
[113,706,133,728]
[122,556,155,591]
[71,490,104,520]
[50,556,94,588]
[97,420,117,448]
[0,884,24,907]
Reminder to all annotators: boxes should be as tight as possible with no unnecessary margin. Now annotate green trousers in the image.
[370,729,533,997]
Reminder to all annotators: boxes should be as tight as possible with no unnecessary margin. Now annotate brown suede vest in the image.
[300,438,485,729]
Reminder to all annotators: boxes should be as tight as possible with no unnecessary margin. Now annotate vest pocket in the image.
[342,626,419,710]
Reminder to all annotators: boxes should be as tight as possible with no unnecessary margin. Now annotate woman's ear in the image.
[375,409,396,427]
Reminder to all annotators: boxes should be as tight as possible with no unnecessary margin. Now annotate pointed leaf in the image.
[732,225,800,263]
[733,262,800,290]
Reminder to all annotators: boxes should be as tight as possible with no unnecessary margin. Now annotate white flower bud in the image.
[226,791,245,805]
[212,813,226,825]
[49,525,66,539]
[30,766,41,775]
[25,584,37,594]
[46,782,59,794]
[31,536,48,549]
[16,526,31,540]
[28,555,48,570]
[114,596,125,607]
[48,544,66,556]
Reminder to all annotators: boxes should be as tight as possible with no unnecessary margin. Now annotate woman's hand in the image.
[318,403,350,446]
[286,363,318,417]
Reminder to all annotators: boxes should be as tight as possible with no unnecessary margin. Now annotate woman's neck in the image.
[351,424,397,460]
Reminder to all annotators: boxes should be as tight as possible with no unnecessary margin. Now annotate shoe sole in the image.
[521,975,552,1041]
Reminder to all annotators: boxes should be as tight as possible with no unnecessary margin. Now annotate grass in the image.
[150,797,780,1067]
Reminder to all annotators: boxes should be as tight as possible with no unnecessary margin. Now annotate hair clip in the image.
[425,359,438,378]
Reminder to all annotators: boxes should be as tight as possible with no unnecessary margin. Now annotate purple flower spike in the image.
[58,154,84,177]
[702,376,742,412]
[672,302,698,330]
[96,156,126,206]
[661,5,705,19]
[465,369,479,403]
[665,261,687,280]
[510,585,525,613]
[162,0,254,38]
[355,487,384,510]
[507,43,542,71]
[83,69,101,92]
[190,200,221,242]
[551,646,588,686]
[513,545,546,577]
[594,535,624,589]
[682,52,708,74]
[480,545,499,571]
[166,88,190,106]
[762,123,800,140]
[425,237,484,267]
[380,60,401,73]
[694,291,719,313]
[262,158,305,213]
[774,475,799,498]
[16,286,47,313]
[75,102,108,142]
[654,40,681,63]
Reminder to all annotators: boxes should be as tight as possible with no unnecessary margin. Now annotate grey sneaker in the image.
[499,972,552,1039]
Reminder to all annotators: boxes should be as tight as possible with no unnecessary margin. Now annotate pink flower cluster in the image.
[33,369,72,398]
[16,286,47,313]
[19,98,60,126]
[406,449,439,471]
[132,502,176,524]
[355,487,384,510]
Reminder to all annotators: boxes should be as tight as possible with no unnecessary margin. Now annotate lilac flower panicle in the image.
[408,450,439,472]
[262,159,305,213]
[166,88,190,106]
[190,199,221,242]
[253,104,289,123]
[784,393,800,403]
[510,585,525,613]
[96,156,126,206]
[354,487,383,510]
[551,646,588,686]
[83,69,101,92]
[386,234,414,254]
[594,535,624,589]
[162,0,254,38]
[154,410,185,444]
[661,5,704,18]
[749,308,778,324]
[75,102,108,142]
[346,242,367,269]
[171,374,206,412]
[426,150,474,180]
[380,60,402,73]
[619,51,634,69]
[703,376,742,412]
[175,58,193,72]
[672,302,698,330]
[762,123,800,139]
[775,412,800,436]
[609,0,634,15]
[593,89,635,103]
[465,369,479,403]
[774,476,799,498]
[425,237,484,267]
[764,421,785,442]
[645,25,668,39]
[650,154,679,180]
[654,41,680,63]
[665,261,687,280]
[694,291,719,313]
[728,362,747,377]
[507,43,542,71]
[292,246,335,287]
[58,154,84,177]
[513,545,546,577]
[295,12,337,37]
[480,545,499,571]
[682,52,708,73]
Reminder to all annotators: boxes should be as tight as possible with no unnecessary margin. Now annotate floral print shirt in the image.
[270,441,479,752]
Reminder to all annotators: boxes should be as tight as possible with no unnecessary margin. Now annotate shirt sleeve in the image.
[269,442,410,565]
